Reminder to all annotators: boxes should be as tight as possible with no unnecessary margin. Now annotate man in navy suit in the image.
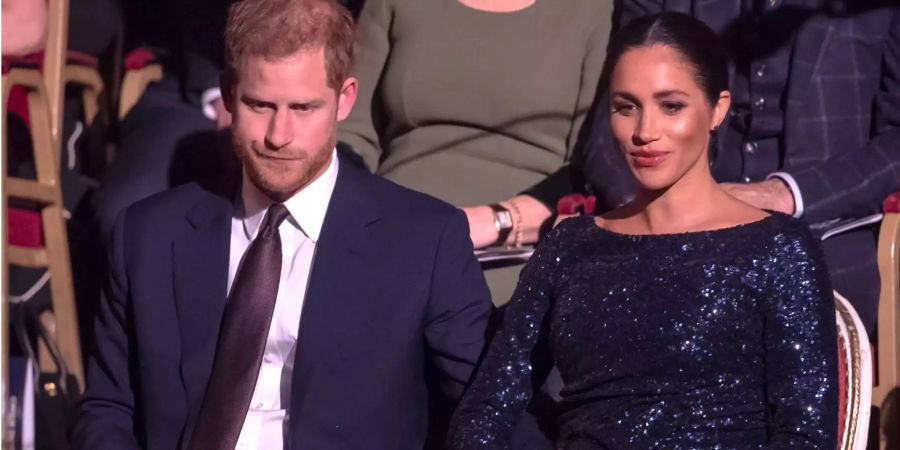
[73,0,491,448]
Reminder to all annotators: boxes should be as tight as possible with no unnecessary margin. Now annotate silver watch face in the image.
[496,210,513,230]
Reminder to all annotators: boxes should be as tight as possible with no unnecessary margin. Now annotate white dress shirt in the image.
[767,171,805,218]
[227,151,338,450]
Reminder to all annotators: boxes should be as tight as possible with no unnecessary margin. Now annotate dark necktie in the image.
[188,203,290,450]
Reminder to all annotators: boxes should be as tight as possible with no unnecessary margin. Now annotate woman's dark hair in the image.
[602,12,729,105]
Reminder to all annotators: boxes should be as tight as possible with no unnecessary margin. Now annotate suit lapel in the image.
[173,185,234,417]
[287,158,383,433]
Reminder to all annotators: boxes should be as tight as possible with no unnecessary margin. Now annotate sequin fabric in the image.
[449,214,838,449]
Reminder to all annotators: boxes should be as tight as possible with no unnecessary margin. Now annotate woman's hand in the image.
[463,195,554,249]
[463,205,500,249]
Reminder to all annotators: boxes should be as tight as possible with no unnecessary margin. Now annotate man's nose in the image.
[265,109,294,150]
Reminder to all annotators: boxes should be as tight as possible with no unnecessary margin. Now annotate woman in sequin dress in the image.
[449,12,838,450]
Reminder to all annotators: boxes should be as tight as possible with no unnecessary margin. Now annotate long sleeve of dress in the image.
[337,0,391,172]
[448,223,569,449]
[761,223,838,449]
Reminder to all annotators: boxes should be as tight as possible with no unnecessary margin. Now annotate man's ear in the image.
[220,70,235,113]
[336,76,358,122]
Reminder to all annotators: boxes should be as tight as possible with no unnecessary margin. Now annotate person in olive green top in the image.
[339,0,612,305]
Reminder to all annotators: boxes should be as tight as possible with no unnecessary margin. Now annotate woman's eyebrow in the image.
[653,89,690,99]
[611,91,639,102]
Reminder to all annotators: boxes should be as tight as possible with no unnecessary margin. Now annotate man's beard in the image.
[232,130,336,201]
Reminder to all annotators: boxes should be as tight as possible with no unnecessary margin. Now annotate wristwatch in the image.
[489,204,513,246]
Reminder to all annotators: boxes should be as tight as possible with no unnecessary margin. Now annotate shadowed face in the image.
[609,44,728,192]
[226,46,357,201]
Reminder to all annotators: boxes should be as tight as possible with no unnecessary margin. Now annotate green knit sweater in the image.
[339,0,612,207]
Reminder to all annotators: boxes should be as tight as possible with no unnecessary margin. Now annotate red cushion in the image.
[6,85,30,128]
[8,208,43,248]
[2,50,98,74]
[557,194,586,215]
[1,54,42,74]
[883,192,900,213]
[124,48,157,71]
[556,194,598,216]
[65,50,98,67]
[583,196,597,215]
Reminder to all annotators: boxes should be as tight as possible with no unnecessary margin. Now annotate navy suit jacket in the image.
[73,155,492,449]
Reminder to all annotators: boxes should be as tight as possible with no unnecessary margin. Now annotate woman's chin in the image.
[631,171,675,193]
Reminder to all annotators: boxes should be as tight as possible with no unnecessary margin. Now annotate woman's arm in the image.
[761,221,839,449]
[463,195,552,249]
[447,222,569,448]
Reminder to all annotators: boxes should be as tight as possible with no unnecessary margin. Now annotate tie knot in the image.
[260,203,290,239]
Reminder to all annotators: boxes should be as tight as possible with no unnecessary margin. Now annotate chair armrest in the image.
[874,192,900,408]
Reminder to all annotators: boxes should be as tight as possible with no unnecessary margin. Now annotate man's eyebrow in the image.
[288,99,325,109]
[240,95,273,106]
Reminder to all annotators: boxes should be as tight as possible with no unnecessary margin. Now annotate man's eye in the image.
[661,102,685,114]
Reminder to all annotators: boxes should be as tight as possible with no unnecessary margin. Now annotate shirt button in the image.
[755,64,766,77]
[263,354,274,363]
[742,176,752,183]
[744,142,757,154]
[255,402,264,409]
[754,97,766,109]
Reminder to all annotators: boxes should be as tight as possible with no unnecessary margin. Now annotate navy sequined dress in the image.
[450,214,838,449]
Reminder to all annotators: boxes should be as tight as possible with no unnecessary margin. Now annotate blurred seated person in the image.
[338,0,613,305]
[546,0,900,335]
[450,13,838,449]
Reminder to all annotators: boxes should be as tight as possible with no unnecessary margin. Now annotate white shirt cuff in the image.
[201,87,222,121]
[767,172,804,218]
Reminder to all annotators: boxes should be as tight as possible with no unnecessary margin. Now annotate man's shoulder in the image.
[350,167,461,223]
[120,181,232,235]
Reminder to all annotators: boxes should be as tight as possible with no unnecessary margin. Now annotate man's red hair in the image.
[224,0,355,89]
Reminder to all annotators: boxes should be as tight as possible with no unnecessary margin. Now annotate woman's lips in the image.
[630,150,670,168]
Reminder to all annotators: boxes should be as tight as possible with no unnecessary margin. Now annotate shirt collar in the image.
[239,149,339,243]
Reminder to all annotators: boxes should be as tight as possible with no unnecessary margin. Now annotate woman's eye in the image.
[613,103,637,116]
[661,102,685,114]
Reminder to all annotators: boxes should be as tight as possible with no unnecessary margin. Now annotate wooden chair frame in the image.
[3,68,84,390]
[836,292,873,450]
[118,63,162,120]
[875,213,900,408]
